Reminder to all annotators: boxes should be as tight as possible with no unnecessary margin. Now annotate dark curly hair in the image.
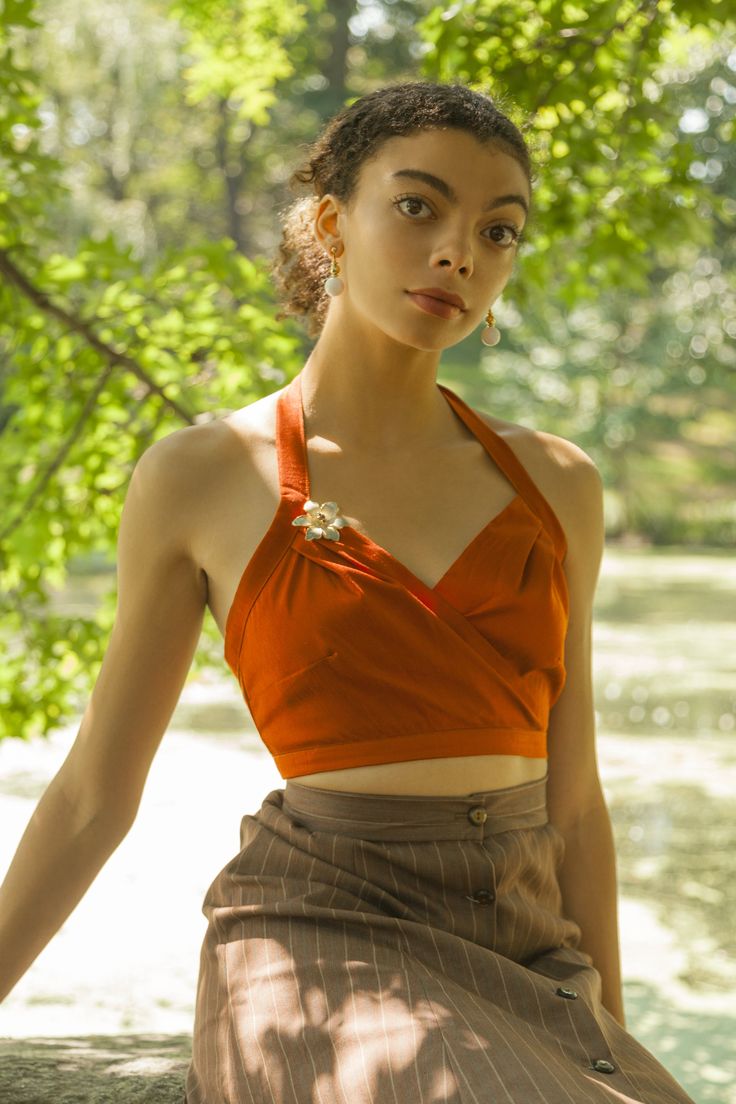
[269,80,538,340]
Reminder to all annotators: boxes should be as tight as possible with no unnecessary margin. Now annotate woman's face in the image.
[314,127,531,350]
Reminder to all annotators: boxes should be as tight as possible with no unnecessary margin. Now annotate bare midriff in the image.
[288,753,548,796]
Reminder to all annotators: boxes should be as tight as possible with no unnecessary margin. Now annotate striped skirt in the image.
[183,774,695,1103]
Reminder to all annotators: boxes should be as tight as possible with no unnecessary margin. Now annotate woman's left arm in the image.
[545,453,626,1029]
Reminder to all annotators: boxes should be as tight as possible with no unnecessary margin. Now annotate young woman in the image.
[0,81,696,1103]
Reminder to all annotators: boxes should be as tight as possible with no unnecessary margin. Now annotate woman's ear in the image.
[313,195,342,252]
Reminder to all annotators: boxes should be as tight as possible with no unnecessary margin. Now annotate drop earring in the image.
[324,245,344,297]
[481,307,501,346]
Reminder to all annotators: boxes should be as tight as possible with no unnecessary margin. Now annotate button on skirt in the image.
[183,774,695,1104]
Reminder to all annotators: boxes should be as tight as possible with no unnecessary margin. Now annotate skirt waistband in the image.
[282,773,550,841]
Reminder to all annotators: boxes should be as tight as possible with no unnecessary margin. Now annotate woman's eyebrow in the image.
[390,168,529,217]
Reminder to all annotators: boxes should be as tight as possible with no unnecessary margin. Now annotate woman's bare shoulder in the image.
[474,407,596,474]
[473,406,602,552]
[156,389,282,476]
[151,393,284,573]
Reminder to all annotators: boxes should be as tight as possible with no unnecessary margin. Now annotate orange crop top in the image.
[223,372,569,779]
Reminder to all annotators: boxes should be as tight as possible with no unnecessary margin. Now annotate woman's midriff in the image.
[289,753,548,796]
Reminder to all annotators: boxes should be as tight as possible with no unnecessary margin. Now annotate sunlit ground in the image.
[0,547,733,1103]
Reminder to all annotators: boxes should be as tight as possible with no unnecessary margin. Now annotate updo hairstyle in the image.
[270,80,536,339]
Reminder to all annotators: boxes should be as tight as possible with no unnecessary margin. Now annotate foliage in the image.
[0,0,733,741]
[0,0,314,740]
[419,0,733,307]
[424,0,735,545]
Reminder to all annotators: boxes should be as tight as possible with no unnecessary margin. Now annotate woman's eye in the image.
[486,224,521,246]
[392,195,521,247]
[393,195,431,218]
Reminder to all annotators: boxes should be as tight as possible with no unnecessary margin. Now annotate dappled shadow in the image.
[184,938,706,1104]
[0,1032,190,1103]
[612,780,736,990]
[623,981,734,1103]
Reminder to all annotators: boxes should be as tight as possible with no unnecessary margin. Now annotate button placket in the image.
[551,985,617,1076]
[465,806,496,905]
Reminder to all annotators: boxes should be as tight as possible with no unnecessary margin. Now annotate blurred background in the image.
[0,1,734,1101]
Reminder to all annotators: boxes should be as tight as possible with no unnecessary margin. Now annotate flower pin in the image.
[291,499,348,542]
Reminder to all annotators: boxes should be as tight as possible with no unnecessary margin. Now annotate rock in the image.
[0,1033,190,1103]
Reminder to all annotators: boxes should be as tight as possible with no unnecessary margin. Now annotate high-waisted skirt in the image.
[183,774,696,1104]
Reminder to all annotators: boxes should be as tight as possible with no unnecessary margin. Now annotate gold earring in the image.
[481,307,501,346]
[324,246,344,297]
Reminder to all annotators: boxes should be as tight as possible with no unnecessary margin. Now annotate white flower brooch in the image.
[291,499,348,542]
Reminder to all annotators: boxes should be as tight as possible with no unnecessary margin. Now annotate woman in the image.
[0,81,696,1103]
[182,82,697,1102]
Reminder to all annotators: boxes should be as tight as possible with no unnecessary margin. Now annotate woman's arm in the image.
[555,799,626,1027]
[0,431,208,1002]
[0,776,132,1003]
[545,454,626,1027]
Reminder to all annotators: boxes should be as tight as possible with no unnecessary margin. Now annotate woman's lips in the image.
[406,292,462,319]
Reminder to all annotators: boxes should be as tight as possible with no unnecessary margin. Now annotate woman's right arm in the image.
[0,428,209,1003]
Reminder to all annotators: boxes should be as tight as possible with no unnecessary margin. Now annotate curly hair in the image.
[269,79,537,340]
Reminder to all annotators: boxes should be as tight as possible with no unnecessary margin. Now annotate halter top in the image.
[224,373,569,779]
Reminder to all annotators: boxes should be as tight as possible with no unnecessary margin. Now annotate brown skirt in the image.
[183,774,695,1103]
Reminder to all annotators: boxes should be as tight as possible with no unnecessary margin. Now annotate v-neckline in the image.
[345,492,526,594]
[280,373,540,597]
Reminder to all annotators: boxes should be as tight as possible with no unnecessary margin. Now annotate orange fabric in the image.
[224,372,569,779]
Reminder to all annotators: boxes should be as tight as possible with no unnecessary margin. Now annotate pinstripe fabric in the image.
[183,774,695,1103]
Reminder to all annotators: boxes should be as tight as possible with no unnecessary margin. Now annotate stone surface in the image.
[0,1033,190,1103]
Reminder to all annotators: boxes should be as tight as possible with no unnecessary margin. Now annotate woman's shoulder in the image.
[472,405,603,555]
[473,405,597,475]
[151,389,282,471]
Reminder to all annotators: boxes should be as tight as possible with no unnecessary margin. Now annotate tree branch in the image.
[0,247,196,425]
